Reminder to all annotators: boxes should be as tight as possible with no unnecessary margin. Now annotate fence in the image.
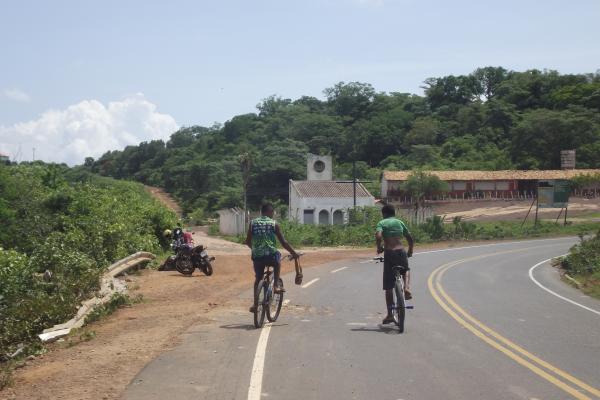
[397,207,434,225]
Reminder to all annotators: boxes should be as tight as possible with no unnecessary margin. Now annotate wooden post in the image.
[522,197,536,228]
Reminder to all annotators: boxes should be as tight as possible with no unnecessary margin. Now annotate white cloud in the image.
[0,94,178,165]
[3,88,31,102]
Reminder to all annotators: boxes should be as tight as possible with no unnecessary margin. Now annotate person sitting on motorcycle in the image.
[183,230,194,247]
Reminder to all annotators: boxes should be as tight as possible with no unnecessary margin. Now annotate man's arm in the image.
[404,231,414,257]
[275,224,298,258]
[244,224,252,249]
[375,231,384,254]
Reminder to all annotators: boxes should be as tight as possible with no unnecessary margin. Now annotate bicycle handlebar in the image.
[284,252,304,261]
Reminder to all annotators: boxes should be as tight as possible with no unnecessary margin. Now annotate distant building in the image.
[0,152,9,163]
[289,154,375,225]
[382,169,600,204]
[217,207,246,236]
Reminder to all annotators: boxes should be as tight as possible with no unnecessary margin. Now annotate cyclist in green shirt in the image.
[245,203,299,312]
[375,204,414,325]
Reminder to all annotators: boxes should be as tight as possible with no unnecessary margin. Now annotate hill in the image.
[88,67,600,218]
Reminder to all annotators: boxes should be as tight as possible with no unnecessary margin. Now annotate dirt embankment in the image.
[144,186,183,218]
[0,249,371,400]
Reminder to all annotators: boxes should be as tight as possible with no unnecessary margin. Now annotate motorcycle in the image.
[160,240,215,276]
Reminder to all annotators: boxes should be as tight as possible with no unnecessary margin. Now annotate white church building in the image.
[288,154,375,225]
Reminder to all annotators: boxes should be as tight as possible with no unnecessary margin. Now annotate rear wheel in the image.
[176,256,194,275]
[394,273,406,333]
[267,278,284,322]
[253,281,267,328]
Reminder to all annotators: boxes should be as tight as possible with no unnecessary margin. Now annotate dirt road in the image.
[0,248,372,400]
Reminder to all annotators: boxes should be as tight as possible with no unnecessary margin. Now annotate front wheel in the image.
[394,275,406,333]
[202,260,213,276]
[267,278,283,322]
[253,281,267,328]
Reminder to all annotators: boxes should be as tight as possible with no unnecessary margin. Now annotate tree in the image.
[403,170,448,219]
[323,81,376,122]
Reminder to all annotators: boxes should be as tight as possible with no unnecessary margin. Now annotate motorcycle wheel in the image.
[176,257,194,276]
[202,260,213,276]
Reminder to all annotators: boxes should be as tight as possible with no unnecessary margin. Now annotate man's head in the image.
[381,204,395,218]
[261,202,274,218]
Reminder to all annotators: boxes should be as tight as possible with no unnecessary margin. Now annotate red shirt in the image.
[183,232,194,245]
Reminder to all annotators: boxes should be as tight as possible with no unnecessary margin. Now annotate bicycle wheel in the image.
[394,273,406,333]
[253,281,267,328]
[267,278,284,322]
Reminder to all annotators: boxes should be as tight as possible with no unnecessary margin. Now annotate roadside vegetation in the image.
[0,163,177,380]
[88,68,600,218]
[218,207,599,248]
[560,232,600,299]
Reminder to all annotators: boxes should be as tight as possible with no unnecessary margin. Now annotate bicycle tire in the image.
[267,278,284,322]
[253,281,267,328]
[394,273,406,333]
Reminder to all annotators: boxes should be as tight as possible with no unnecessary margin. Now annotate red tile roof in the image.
[383,169,600,181]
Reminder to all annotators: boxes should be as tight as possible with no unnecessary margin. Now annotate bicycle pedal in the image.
[405,305,414,309]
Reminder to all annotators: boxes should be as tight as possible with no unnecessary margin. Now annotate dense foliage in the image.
[0,163,177,358]
[225,207,599,248]
[560,232,600,298]
[89,67,600,217]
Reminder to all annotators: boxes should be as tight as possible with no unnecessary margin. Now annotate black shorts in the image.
[383,249,409,290]
[252,252,281,281]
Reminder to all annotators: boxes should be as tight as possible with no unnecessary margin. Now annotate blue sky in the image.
[1,0,599,164]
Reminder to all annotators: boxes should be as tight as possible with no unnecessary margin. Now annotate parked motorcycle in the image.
[160,242,215,276]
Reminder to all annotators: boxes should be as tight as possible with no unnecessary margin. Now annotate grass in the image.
[84,292,143,325]
[568,272,600,299]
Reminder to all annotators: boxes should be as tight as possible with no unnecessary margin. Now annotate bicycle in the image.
[374,256,413,333]
[253,254,302,329]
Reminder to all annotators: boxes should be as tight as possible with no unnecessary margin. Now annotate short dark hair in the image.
[381,204,395,218]
[261,202,274,214]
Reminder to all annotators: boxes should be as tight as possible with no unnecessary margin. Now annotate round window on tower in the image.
[313,160,325,173]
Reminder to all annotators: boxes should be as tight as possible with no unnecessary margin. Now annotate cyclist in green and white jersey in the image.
[245,203,299,312]
[375,204,414,324]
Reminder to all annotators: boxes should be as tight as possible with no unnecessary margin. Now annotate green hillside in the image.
[90,67,600,217]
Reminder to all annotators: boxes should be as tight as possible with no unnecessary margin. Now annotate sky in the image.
[1,0,599,165]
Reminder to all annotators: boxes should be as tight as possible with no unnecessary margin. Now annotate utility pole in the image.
[32,147,35,162]
[352,160,357,208]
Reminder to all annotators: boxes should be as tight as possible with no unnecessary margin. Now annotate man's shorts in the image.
[383,248,409,290]
[252,251,281,281]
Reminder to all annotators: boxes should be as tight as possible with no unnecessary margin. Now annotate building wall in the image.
[217,208,246,236]
[306,154,333,181]
[383,178,535,203]
[289,181,375,224]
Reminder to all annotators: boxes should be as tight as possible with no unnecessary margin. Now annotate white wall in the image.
[307,154,333,181]
[217,208,246,235]
[289,181,375,225]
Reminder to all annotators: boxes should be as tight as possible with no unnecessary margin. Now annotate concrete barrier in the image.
[38,252,155,343]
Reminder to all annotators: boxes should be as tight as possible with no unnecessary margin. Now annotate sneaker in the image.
[249,305,256,313]
[404,289,412,300]
[274,284,286,294]
[382,315,395,325]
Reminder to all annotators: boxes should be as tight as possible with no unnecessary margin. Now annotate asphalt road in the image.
[122,237,600,400]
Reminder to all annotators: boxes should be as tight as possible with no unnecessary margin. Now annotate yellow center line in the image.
[428,246,600,400]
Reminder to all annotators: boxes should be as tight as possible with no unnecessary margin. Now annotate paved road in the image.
[122,238,600,400]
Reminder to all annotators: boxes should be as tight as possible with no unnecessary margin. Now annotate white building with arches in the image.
[288,154,375,225]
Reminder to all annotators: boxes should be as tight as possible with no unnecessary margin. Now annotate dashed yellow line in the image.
[428,247,600,400]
